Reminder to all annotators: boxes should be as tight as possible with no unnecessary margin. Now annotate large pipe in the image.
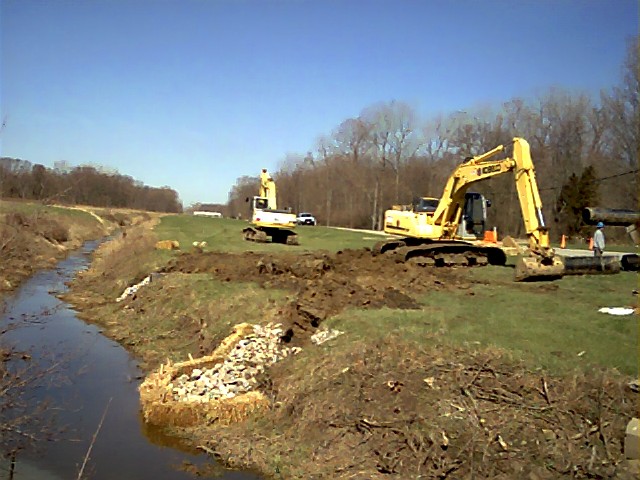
[582,207,640,226]
[562,256,621,275]
[621,254,639,271]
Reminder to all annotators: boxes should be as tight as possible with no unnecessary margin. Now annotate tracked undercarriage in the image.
[373,239,507,267]
[242,226,298,245]
[374,238,566,281]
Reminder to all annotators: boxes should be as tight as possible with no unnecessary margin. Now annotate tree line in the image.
[228,38,638,241]
[0,160,182,213]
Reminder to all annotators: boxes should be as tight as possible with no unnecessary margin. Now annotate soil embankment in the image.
[0,205,116,298]
[62,229,639,480]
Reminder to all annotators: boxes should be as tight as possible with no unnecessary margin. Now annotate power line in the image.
[595,168,638,181]
[478,168,638,199]
[539,168,638,192]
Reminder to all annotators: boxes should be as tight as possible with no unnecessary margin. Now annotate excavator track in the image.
[242,226,298,245]
[243,227,269,243]
[374,239,507,267]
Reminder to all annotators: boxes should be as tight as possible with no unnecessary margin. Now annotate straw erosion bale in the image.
[155,239,180,250]
[139,322,301,427]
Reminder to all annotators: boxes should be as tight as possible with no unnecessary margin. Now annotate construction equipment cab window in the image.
[413,198,439,213]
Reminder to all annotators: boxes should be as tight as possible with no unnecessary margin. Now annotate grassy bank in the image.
[327,267,638,376]
[62,212,639,479]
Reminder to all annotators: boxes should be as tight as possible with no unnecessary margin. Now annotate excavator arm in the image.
[402,137,562,280]
[259,169,278,210]
[433,138,556,259]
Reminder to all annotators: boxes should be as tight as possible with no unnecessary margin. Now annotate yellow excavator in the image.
[376,137,564,281]
[243,169,298,245]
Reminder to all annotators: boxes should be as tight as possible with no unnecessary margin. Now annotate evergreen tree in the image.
[555,166,599,238]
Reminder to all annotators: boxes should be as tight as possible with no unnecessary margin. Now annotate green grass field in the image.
[326,268,638,375]
[154,215,384,252]
[153,213,639,377]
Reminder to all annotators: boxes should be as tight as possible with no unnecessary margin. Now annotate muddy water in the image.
[0,241,260,480]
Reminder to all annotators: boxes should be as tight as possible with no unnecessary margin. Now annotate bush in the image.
[39,219,69,243]
[5,212,29,227]
[3,212,69,243]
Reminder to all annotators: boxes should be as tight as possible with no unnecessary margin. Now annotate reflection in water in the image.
[0,241,260,480]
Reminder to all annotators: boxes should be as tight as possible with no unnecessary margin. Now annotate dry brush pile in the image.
[190,338,638,479]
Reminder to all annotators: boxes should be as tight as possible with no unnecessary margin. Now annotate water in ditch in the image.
[0,241,261,480]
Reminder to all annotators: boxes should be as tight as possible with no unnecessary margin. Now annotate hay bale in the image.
[155,240,180,250]
[139,323,270,427]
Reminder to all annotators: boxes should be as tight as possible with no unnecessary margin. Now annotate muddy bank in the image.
[160,248,469,345]
[0,205,115,298]
[63,239,639,479]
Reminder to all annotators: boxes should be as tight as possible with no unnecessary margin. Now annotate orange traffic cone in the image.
[560,235,566,249]
[588,237,594,250]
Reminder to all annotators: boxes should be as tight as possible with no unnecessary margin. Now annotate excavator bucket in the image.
[514,256,564,282]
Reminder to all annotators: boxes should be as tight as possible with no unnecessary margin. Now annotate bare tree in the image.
[330,118,374,227]
[600,37,639,208]
[230,41,638,233]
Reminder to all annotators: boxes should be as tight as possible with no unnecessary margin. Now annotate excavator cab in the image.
[460,192,489,237]
[254,197,268,210]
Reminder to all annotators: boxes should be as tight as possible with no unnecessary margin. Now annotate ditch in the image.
[0,240,260,480]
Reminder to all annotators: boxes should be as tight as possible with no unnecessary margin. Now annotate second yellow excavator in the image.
[243,169,298,245]
[376,137,564,281]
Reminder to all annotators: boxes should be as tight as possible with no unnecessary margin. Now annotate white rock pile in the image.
[311,328,344,345]
[169,323,301,403]
[116,275,152,302]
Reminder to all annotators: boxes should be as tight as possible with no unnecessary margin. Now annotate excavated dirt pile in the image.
[161,248,467,344]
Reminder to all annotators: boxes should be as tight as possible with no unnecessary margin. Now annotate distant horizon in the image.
[2,0,637,206]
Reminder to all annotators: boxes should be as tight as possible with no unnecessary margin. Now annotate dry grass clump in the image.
[0,214,63,292]
[190,337,638,479]
[4,211,69,243]
[95,209,152,227]
[73,218,161,300]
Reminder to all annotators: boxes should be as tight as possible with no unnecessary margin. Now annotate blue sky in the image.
[1,0,637,206]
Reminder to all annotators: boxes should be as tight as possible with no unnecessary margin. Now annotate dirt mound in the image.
[163,249,467,344]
